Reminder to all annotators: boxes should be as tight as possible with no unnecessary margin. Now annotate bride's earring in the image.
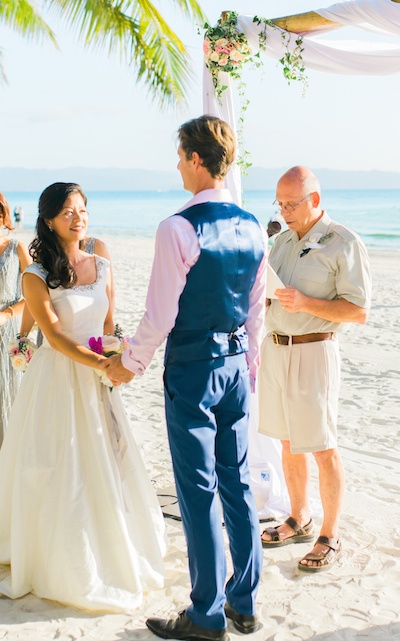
[48,225,53,233]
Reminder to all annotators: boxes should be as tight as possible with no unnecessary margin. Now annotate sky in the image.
[0,0,399,173]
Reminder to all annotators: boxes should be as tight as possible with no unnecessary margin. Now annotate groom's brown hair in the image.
[178,115,236,180]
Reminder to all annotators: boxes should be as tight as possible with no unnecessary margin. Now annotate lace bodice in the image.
[24,256,110,346]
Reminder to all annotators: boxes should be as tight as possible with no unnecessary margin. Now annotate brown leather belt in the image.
[271,332,336,346]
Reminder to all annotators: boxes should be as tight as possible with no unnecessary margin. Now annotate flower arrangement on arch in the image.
[8,335,37,372]
[203,12,253,100]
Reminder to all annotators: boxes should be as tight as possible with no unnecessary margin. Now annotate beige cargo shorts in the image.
[258,333,341,453]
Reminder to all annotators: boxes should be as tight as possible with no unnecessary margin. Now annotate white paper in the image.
[266,264,285,299]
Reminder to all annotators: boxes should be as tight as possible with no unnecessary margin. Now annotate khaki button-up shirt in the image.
[266,211,372,335]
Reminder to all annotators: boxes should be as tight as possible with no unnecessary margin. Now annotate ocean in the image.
[6,189,400,250]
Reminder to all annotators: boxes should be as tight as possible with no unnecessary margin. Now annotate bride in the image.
[0,183,166,612]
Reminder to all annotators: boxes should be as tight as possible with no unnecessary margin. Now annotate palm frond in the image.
[48,0,199,106]
[167,0,207,25]
[0,0,57,44]
[131,0,192,104]
[49,0,141,58]
[2,0,206,106]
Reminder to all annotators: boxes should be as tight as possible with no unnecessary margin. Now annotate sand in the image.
[1,232,399,640]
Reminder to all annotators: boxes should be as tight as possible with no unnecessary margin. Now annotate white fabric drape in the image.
[316,0,400,36]
[203,1,400,203]
[203,66,242,206]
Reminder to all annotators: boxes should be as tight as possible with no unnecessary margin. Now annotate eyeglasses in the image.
[272,193,311,213]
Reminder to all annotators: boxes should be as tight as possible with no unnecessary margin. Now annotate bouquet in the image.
[89,329,126,389]
[9,335,37,372]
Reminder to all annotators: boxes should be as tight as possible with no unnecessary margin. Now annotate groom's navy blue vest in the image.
[165,202,264,364]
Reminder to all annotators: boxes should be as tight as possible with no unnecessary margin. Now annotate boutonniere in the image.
[300,232,333,257]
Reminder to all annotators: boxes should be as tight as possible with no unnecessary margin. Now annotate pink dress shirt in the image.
[121,189,268,389]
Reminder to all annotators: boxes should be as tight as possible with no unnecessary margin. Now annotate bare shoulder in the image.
[16,240,28,253]
[93,238,111,260]
[16,240,31,269]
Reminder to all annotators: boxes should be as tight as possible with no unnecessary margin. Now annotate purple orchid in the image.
[89,336,103,355]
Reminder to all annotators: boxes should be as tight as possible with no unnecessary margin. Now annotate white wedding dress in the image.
[0,257,166,612]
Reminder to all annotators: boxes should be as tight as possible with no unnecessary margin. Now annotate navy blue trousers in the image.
[164,353,262,630]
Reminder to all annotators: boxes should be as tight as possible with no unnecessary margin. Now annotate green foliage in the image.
[0,0,208,106]
[113,323,124,338]
[0,0,57,42]
[253,15,309,96]
[236,81,252,205]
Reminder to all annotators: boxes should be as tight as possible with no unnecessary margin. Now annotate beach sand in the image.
[1,233,399,640]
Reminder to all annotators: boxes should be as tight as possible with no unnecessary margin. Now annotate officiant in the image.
[259,166,371,573]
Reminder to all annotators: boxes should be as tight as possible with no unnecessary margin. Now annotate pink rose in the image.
[25,347,33,362]
[214,46,223,54]
[102,335,123,354]
[11,354,27,372]
[218,58,228,66]
[203,39,211,55]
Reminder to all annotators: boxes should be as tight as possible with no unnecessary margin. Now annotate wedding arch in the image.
[203,0,400,205]
[201,0,400,516]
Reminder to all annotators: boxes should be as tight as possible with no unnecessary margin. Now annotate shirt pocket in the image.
[296,265,334,298]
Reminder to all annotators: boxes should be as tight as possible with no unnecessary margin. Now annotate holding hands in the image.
[99,354,135,386]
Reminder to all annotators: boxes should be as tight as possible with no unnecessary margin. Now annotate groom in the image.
[103,115,268,640]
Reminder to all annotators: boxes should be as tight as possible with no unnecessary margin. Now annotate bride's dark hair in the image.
[30,182,87,289]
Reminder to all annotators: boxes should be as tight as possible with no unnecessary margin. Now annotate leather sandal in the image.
[298,535,342,573]
[261,516,314,548]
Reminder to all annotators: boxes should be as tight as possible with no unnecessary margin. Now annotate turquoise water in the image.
[6,189,400,250]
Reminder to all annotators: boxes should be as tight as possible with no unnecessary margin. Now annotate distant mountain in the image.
[246,168,400,190]
[0,167,183,192]
[1,166,399,191]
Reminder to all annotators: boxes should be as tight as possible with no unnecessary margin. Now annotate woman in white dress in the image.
[0,183,166,612]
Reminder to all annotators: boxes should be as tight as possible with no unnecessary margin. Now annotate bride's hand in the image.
[99,354,135,385]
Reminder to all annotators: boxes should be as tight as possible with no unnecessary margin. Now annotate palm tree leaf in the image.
[0,0,57,44]
[131,0,191,100]
[48,0,200,106]
[49,0,142,57]
[168,0,207,25]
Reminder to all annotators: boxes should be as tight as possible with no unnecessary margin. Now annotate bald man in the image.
[259,167,371,572]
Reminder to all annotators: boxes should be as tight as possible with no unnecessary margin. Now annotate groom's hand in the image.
[99,354,135,385]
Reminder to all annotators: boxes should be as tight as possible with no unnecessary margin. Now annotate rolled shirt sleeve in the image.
[335,239,372,309]
[265,212,372,335]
